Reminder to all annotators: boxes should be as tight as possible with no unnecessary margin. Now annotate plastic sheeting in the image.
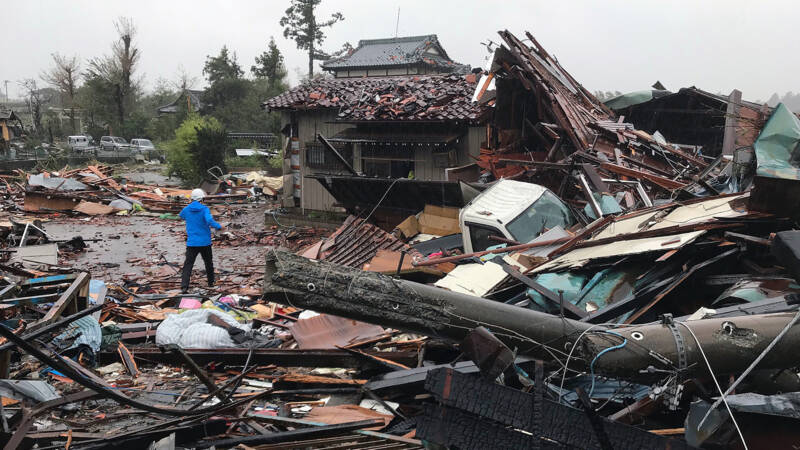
[156,309,250,349]
[754,102,800,180]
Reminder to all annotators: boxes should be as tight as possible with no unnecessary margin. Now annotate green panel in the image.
[754,103,800,179]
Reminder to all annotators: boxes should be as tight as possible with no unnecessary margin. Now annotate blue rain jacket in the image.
[179,201,221,247]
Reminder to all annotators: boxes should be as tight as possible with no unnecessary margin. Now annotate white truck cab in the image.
[459,180,576,253]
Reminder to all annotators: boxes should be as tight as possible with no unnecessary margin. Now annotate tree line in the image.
[18,0,350,147]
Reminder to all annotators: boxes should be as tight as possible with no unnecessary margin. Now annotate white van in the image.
[67,135,91,152]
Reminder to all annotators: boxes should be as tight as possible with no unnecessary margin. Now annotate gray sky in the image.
[3,0,797,102]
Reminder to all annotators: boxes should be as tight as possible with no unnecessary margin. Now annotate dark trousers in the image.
[181,245,214,291]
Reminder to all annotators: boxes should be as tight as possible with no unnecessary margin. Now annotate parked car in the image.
[99,136,129,151]
[67,135,93,153]
[130,138,155,153]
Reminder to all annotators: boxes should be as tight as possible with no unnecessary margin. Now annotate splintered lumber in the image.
[265,251,800,380]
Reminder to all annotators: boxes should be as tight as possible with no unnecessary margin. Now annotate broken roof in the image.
[322,35,463,72]
[264,74,489,124]
[0,110,20,121]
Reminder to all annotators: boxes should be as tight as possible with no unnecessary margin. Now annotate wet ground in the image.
[117,164,182,187]
[46,204,271,282]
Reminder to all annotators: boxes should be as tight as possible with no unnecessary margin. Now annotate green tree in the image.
[203,46,243,84]
[251,37,288,88]
[202,46,249,116]
[166,115,227,185]
[280,0,348,79]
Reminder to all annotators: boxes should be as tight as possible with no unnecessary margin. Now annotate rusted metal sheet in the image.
[290,314,387,350]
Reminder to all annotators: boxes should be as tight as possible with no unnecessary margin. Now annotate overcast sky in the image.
[3,0,797,102]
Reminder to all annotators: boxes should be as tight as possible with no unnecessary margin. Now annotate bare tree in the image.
[19,79,51,135]
[41,53,81,133]
[86,17,141,127]
[173,65,198,92]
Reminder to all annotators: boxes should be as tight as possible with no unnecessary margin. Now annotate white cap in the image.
[190,188,206,201]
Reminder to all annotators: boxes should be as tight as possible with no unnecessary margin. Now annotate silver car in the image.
[99,136,129,151]
[130,138,155,154]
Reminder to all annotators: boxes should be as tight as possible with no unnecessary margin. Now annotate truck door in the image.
[464,222,504,253]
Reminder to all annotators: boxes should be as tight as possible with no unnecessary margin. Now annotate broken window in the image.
[506,190,576,243]
[466,222,503,252]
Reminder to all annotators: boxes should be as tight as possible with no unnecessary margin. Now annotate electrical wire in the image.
[677,321,748,450]
[588,331,627,397]
[557,324,605,404]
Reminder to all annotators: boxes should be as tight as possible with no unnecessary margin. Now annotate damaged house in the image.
[263,34,490,218]
[611,86,769,158]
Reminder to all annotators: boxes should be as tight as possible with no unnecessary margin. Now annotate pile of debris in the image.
[0,261,433,448]
[255,30,800,449]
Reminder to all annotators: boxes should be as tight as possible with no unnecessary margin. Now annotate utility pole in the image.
[3,80,8,106]
[395,8,400,38]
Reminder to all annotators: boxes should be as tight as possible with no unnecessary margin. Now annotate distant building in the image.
[322,35,468,78]
[157,89,206,115]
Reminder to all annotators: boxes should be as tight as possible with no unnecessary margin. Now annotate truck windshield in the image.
[506,190,575,243]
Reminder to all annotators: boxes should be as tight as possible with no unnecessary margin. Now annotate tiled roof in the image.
[263,74,489,123]
[322,35,460,70]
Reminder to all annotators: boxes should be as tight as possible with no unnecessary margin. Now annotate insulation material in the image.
[156,309,249,349]
[290,314,386,349]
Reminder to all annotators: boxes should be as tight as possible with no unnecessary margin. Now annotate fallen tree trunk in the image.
[264,251,800,379]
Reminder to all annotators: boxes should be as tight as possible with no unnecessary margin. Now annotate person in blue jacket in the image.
[179,189,223,293]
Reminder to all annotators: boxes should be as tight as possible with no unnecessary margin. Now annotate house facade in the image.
[264,35,490,213]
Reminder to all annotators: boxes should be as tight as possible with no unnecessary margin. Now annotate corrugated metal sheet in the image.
[301,215,423,268]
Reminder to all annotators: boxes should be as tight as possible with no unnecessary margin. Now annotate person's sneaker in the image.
[181,288,188,294]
